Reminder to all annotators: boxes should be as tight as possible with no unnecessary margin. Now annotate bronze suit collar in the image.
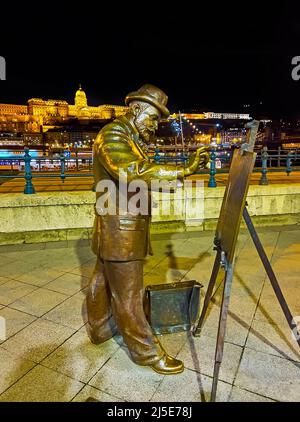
[118,115,149,160]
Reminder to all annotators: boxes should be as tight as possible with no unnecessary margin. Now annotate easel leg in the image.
[211,262,234,402]
[193,250,221,336]
[243,207,300,349]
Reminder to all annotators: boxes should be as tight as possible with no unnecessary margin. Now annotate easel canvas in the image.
[193,120,300,401]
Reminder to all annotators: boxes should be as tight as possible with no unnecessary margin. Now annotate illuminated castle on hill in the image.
[0,85,128,132]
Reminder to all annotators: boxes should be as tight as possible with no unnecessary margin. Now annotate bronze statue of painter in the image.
[83,84,208,374]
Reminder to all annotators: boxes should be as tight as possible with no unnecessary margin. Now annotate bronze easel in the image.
[193,120,300,401]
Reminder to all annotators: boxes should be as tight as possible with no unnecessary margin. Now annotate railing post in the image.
[90,157,95,191]
[154,147,161,164]
[60,153,66,183]
[180,150,184,165]
[75,147,79,171]
[182,151,188,165]
[208,147,217,188]
[286,151,293,176]
[259,146,269,185]
[23,147,35,194]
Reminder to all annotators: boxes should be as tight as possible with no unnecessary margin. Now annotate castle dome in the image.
[75,84,87,108]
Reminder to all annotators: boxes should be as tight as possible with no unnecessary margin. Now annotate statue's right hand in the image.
[184,147,210,176]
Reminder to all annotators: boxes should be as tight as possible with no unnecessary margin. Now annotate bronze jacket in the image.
[92,115,184,261]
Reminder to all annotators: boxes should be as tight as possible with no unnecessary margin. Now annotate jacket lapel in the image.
[118,116,149,160]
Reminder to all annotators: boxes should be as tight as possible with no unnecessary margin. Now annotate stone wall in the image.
[1,184,300,244]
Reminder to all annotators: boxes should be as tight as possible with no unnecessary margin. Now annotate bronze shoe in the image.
[150,354,184,375]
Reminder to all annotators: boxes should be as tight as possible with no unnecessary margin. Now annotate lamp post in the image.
[178,111,185,152]
[74,142,79,171]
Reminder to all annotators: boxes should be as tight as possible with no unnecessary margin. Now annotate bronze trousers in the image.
[83,257,165,365]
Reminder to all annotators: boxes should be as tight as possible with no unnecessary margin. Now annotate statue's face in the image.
[133,103,161,143]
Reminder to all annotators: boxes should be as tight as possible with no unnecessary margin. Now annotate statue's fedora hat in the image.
[125,84,170,118]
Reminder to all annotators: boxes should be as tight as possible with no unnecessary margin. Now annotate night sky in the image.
[1,1,300,118]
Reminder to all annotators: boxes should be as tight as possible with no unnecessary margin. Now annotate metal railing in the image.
[0,148,93,194]
[0,146,300,194]
[151,146,300,188]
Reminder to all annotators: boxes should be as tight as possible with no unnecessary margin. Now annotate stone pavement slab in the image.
[0,259,47,279]
[10,287,68,317]
[158,332,189,358]
[0,365,84,402]
[13,268,66,287]
[0,276,11,286]
[234,348,300,402]
[229,386,275,402]
[246,319,300,362]
[42,294,85,330]
[0,279,38,306]
[150,368,232,402]
[88,347,164,402]
[0,347,35,395]
[0,307,36,344]
[43,272,89,296]
[67,258,97,279]
[41,331,120,383]
[1,318,75,363]
[197,305,251,347]
[72,385,123,402]
[0,255,16,267]
[177,334,243,384]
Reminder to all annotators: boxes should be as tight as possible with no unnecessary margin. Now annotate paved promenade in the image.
[1,171,300,193]
[0,226,299,402]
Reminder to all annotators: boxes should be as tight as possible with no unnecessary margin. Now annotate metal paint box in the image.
[144,280,203,334]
